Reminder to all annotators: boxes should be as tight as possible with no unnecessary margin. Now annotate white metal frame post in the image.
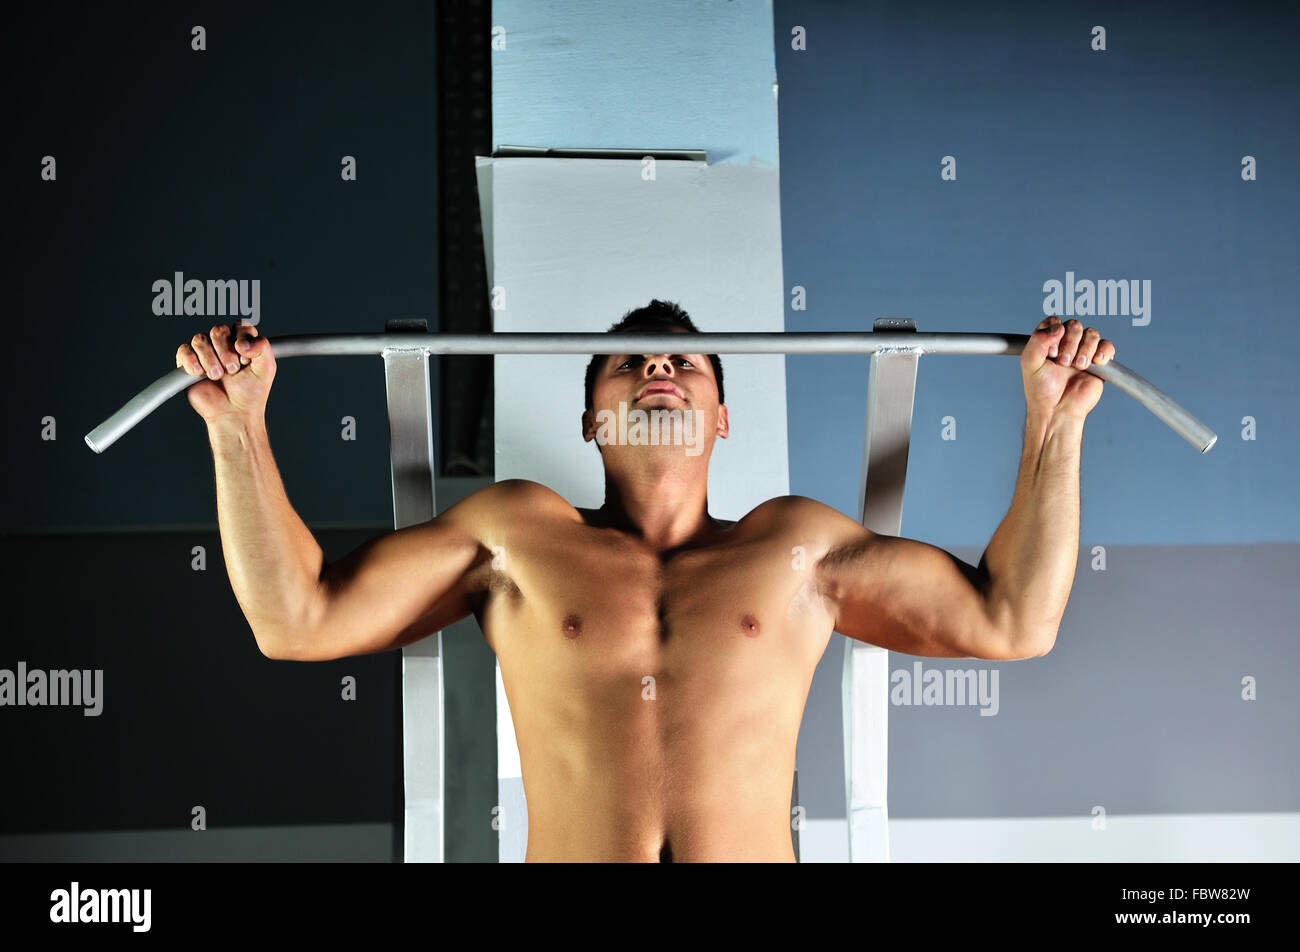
[381,318,445,863]
[844,318,919,862]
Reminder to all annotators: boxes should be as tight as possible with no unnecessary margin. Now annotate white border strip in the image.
[800,813,1300,862]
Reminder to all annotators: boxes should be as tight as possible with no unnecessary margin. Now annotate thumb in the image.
[237,331,271,361]
[234,320,260,353]
[1024,319,1063,372]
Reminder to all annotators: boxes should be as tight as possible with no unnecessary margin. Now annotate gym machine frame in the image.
[86,320,1217,862]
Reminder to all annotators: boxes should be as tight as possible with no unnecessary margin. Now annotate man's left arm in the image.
[978,316,1116,657]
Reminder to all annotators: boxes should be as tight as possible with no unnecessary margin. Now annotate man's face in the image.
[582,329,728,451]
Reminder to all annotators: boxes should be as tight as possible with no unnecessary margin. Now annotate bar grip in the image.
[84,332,1217,454]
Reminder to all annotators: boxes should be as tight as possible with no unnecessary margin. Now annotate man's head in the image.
[583,300,724,412]
[581,299,728,459]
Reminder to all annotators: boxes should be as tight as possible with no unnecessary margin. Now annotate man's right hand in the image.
[177,322,276,424]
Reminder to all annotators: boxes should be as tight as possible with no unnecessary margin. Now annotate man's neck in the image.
[595,457,714,552]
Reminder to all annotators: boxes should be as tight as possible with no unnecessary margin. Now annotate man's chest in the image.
[470,525,834,678]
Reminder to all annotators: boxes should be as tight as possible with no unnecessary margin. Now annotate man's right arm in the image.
[209,414,496,662]
[208,413,327,658]
[185,321,491,662]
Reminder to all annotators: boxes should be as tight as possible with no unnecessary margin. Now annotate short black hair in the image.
[583,299,725,411]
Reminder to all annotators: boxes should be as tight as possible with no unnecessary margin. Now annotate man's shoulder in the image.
[732,494,858,536]
[457,478,579,525]
[729,496,871,562]
[742,494,840,521]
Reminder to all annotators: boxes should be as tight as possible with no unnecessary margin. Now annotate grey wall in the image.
[801,543,1300,819]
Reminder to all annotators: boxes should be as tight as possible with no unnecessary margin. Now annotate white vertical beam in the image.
[384,321,444,863]
[844,317,918,862]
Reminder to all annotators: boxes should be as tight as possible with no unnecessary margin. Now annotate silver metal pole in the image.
[84,331,1218,454]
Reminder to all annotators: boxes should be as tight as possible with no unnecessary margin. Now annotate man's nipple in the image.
[561,613,583,639]
[741,613,761,637]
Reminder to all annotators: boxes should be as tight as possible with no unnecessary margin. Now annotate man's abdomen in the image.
[502,641,807,862]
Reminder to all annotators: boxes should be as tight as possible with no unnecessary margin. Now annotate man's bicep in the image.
[818,529,1009,659]
[289,483,529,660]
[295,515,484,660]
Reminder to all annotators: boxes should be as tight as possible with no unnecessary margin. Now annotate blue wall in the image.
[776,0,1299,545]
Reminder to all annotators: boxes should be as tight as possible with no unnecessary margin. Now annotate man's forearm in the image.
[208,414,325,652]
[979,408,1085,656]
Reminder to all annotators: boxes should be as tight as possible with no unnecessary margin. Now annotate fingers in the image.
[1028,317,1117,371]
[1055,319,1084,367]
[1063,325,1098,369]
[176,324,252,380]
[183,332,222,379]
[175,339,204,376]
[1072,327,1102,368]
[211,325,241,375]
[1059,322,1116,369]
[234,321,259,364]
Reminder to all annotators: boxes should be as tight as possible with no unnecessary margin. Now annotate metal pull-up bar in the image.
[84,330,1217,454]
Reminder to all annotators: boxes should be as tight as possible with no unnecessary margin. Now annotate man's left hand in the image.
[1020,316,1116,420]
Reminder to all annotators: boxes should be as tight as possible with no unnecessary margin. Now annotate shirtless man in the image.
[178,300,1115,862]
